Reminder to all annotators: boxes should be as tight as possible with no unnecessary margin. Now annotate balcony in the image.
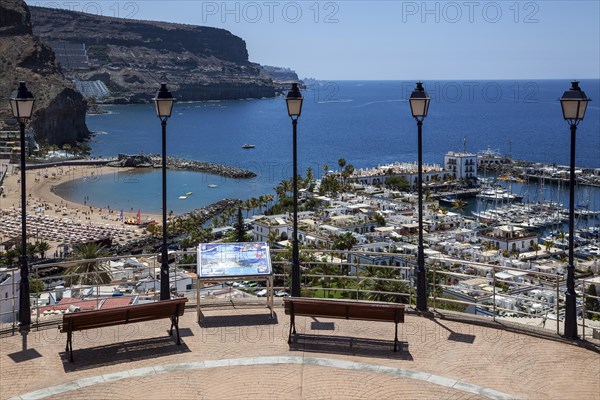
[1,249,599,399]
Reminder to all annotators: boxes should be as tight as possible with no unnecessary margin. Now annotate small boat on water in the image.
[242,144,255,149]
[476,187,523,203]
[208,184,218,188]
[186,191,193,195]
[438,195,457,206]
[178,195,187,200]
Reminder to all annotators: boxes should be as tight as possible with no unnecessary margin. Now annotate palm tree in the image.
[147,223,160,238]
[65,242,112,286]
[305,167,314,187]
[544,239,554,252]
[451,198,467,211]
[62,143,72,157]
[267,230,279,246]
[530,243,541,257]
[309,262,340,298]
[35,241,51,259]
[26,243,37,259]
[364,267,411,303]
[337,158,346,171]
[333,232,357,253]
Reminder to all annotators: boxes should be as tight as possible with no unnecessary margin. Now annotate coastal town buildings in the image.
[480,225,538,253]
[348,162,450,188]
[0,267,19,323]
[0,118,35,160]
[253,215,290,242]
[444,151,477,181]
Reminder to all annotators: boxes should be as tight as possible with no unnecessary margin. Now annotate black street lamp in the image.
[560,80,590,339]
[409,82,430,312]
[286,83,303,297]
[153,83,175,301]
[10,81,35,326]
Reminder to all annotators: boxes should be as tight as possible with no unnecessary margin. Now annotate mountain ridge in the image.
[29,6,298,102]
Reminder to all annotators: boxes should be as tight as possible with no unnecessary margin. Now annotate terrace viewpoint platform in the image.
[1,304,599,400]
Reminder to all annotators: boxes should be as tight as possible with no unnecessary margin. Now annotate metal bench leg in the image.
[288,314,295,344]
[171,316,181,345]
[394,322,398,352]
[67,332,74,362]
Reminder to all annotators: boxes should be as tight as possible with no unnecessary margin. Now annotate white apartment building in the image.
[444,151,477,180]
[481,225,538,253]
[0,267,19,323]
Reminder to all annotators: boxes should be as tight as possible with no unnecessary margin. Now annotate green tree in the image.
[234,206,246,242]
[319,175,342,197]
[309,262,340,298]
[374,213,386,227]
[385,176,410,191]
[361,266,411,303]
[267,230,279,246]
[304,167,314,187]
[147,223,160,238]
[29,278,46,295]
[451,198,467,211]
[65,242,112,286]
[530,243,541,257]
[62,143,72,157]
[585,284,600,320]
[333,232,358,252]
[35,241,51,259]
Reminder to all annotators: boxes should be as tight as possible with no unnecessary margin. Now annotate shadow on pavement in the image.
[199,313,278,328]
[61,336,190,372]
[288,334,413,360]
[430,318,476,344]
[8,348,43,363]
[8,328,43,362]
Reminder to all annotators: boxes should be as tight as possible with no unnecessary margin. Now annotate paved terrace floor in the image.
[1,304,599,400]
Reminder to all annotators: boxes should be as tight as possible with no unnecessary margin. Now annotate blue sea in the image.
[54,80,600,215]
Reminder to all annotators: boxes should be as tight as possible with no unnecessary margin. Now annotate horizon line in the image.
[302,78,600,82]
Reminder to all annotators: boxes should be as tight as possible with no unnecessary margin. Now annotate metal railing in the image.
[1,248,599,342]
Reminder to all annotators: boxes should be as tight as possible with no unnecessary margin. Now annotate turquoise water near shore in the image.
[59,80,600,214]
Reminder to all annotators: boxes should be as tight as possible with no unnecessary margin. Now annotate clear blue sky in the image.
[28,1,600,80]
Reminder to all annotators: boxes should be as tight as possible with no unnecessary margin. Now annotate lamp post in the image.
[10,81,35,326]
[560,80,590,339]
[409,82,430,312]
[286,83,303,297]
[153,83,175,301]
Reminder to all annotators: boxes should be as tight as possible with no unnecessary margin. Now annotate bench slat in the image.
[60,298,187,332]
[61,298,187,362]
[283,297,405,352]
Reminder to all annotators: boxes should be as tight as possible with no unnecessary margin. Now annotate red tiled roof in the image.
[37,299,99,314]
[101,297,134,309]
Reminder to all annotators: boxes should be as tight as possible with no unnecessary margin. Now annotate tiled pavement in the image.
[1,304,599,400]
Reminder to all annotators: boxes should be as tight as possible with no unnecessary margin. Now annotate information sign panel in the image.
[197,242,272,278]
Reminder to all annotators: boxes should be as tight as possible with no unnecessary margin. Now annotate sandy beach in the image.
[0,163,160,254]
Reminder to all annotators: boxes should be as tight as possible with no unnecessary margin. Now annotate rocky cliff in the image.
[29,6,277,102]
[0,0,89,146]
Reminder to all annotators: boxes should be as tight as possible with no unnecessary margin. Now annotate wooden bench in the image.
[283,297,405,352]
[60,298,188,362]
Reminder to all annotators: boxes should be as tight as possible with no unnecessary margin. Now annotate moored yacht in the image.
[476,187,523,203]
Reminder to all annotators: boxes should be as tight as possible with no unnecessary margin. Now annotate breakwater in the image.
[178,198,239,222]
[163,156,256,179]
[105,154,256,179]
